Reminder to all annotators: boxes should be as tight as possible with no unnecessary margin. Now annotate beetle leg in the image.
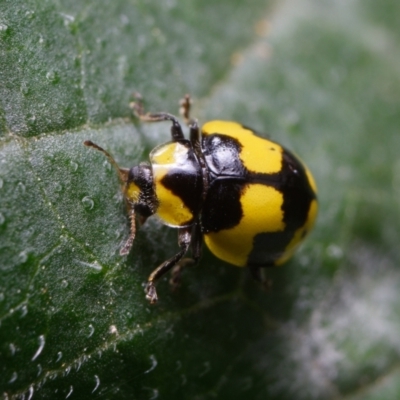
[184,114,209,200]
[189,120,201,148]
[169,258,196,290]
[169,221,202,289]
[130,93,185,141]
[190,220,203,261]
[145,227,192,304]
[178,94,201,147]
[249,264,262,282]
[248,265,272,290]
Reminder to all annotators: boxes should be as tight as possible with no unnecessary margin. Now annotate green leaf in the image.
[1,0,399,399]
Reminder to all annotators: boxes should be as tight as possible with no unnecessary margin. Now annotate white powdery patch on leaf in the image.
[259,243,400,399]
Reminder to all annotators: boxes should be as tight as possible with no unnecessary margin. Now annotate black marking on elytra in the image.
[247,231,293,266]
[200,131,316,265]
[201,179,244,233]
[278,148,315,230]
[247,148,316,266]
[251,149,315,224]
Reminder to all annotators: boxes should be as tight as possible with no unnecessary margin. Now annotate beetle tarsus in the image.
[130,92,145,117]
[179,94,191,122]
[249,265,273,291]
[145,282,158,304]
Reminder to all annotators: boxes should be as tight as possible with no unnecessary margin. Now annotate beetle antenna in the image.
[84,140,129,183]
[120,206,136,255]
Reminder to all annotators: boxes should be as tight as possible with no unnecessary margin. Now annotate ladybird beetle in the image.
[84,95,317,304]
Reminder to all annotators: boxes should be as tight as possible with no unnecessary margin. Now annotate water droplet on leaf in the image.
[8,371,17,383]
[54,182,63,192]
[92,375,100,393]
[27,386,34,400]
[20,82,30,95]
[9,343,16,355]
[82,196,94,210]
[25,10,35,19]
[66,385,73,398]
[88,324,95,337]
[15,181,26,194]
[144,354,158,374]
[20,304,28,318]
[46,70,59,84]
[69,161,78,172]
[18,251,28,264]
[31,334,45,361]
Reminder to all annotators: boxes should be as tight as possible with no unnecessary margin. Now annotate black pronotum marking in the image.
[201,134,247,232]
[160,140,203,223]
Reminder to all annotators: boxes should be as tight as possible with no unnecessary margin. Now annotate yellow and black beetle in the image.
[84,95,317,304]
